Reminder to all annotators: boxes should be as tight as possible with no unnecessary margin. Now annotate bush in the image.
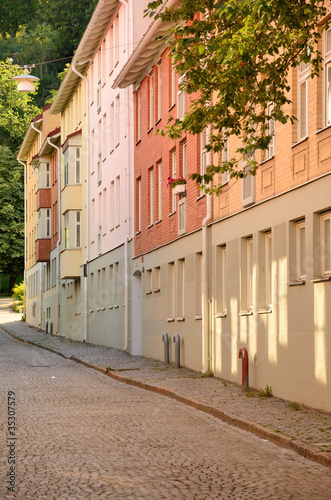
[11,282,24,312]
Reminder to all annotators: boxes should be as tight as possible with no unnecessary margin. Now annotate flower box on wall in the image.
[173,184,186,195]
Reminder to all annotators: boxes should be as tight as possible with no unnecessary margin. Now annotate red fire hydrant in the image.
[239,347,249,391]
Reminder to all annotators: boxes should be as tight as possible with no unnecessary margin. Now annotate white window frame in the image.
[241,161,255,207]
[171,150,176,213]
[298,62,309,140]
[149,167,154,225]
[75,211,81,248]
[324,28,331,127]
[201,129,207,177]
[177,74,187,120]
[171,64,176,107]
[137,177,141,232]
[157,62,162,121]
[296,220,306,281]
[149,72,154,129]
[158,162,162,222]
[64,150,69,187]
[222,135,229,185]
[265,232,272,309]
[266,103,275,159]
[75,148,81,184]
[321,212,331,276]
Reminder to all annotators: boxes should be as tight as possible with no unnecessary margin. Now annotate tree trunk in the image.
[9,276,16,295]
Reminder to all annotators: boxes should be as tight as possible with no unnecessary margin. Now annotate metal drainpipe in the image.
[72,61,90,343]
[47,138,61,335]
[31,121,43,328]
[118,0,130,352]
[17,158,27,319]
[201,131,212,374]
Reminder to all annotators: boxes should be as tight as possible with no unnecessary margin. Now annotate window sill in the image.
[155,219,162,225]
[257,309,272,315]
[168,211,176,217]
[153,288,160,293]
[215,313,227,318]
[168,104,175,112]
[315,124,331,136]
[147,127,153,134]
[288,280,306,286]
[195,315,202,320]
[196,194,205,201]
[291,136,308,148]
[167,317,175,322]
[109,306,113,310]
[145,291,152,295]
[260,156,275,165]
[135,139,141,146]
[101,307,105,311]
[135,231,141,235]
[110,149,114,155]
[147,224,153,229]
[239,311,253,316]
[89,310,94,313]
[176,316,185,322]
[114,304,119,309]
[155,118,161,126]
[311,276,331,283]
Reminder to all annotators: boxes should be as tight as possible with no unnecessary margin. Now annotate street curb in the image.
[2,326,331,470]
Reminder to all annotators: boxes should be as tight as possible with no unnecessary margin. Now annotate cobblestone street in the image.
[1,313,331,498]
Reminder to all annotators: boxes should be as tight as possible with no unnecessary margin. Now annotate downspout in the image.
[119,0,130,352]
[17,158,27,319]
[72,60,90,342]
[47,138,61,334]
[202,139,212,374]
[31,121,43,328]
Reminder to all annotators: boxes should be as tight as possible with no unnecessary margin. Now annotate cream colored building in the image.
[18,105,60,331]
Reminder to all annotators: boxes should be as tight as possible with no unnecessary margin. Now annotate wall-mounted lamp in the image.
[12,65,39,92]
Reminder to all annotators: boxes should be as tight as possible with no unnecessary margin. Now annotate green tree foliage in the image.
[0,60,40,151]
[0,146,25,289]
[0,0,39,37]
[147,0,327,192]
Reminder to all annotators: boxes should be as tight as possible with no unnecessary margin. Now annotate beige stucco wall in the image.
[211,173,331,412]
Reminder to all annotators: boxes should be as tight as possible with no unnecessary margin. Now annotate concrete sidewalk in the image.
[1,297,330,470]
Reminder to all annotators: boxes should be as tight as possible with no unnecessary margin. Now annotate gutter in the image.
[47,137,61,335]
[72,61,91,343]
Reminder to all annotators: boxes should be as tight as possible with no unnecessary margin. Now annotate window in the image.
[298,62,309,139]
[157,162,162,221]
[46,163,50,188]
[216,245,226,316]
[75,211,81,248]
[64,212,69,249]
[195,253,202,317]
[153,266,161,292]
[157,62,162,121]
[201,129,208,177]
[149,167,154,225]
[321,212,331,276]
[265,232,272,309]
[177,259,185,319]
[296,220,306,280]
[110,181,114,230]
[177,74,186,120]
[241,237,253,312]
[149,72,154,129]
[102,113,107,161]
[97,152,102,184]
[38,209,51,239]
[266,103,275,159]
[75,148,81,184]
[136,88,141,142]
[170,63,176,108]
[324,28,331,127]
[182,141,187,178]
[96,79,101,112]
[110,102,115,151]
[171,150,176,213]
[178,197,187,236]
[136,177,141,232]
[115,95,120,146]
[145,269,152,294]
[64,211,81,249]
[222,135,229,185]
[168,262,175,319]
[241,162,255,208]
[64,150,69,186]
[115,176,120,227]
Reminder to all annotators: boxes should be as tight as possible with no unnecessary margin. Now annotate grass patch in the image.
[288,402,301,411]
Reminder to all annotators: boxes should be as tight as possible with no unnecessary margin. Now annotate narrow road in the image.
[0,326,330,499]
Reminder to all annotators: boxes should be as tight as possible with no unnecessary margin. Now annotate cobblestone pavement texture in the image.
[0,298,331,499]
